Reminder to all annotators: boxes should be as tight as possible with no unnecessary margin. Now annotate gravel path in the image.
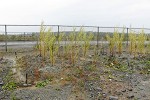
[14,85,72,100]
[130,74,150,100]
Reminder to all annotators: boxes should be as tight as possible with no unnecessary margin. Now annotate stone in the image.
[88,55,92,58]
[96,87,102,92]
[109,96,118,100]
[127,94,134,99]
[102,93,107,98]
[23,84,28,87]
[116,91,122,96]
[0,78,3,85]
[25,96,29,98]
[28,84,32,86]
[90,93,94,98]
[89,88,92,91]
[121,89,126,92]
[12,68,17,74]
[142,94,146,97]
[89,83,93,86]
[128,88,133,91]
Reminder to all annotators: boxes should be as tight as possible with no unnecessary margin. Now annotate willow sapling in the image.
[82,30,94,57]
[128,29,137,57]
[57,32,64,57]
[137,29,146,55]
[39,22,46,59]
[106,33,116,57]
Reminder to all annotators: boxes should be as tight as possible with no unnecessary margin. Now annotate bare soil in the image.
[0,48,150,100]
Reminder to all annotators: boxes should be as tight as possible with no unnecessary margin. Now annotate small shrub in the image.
[2,71,17,91]
[2,70,17,99]
[2,82,17,91]
[35,79,50,88]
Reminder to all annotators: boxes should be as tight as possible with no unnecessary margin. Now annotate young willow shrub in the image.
[39,23,58,66]
[147,34,150,54]
[137,29,146,55]
[148,42,150,54]
[81,30,94,57]
[39,22,46,58]
[75,27,84,59]
[63,35,70,58]
[47,30,58,66]
[114,28,125,56]
[57,32,64,56]
[106,33,116,56]
[106,28,125,56]
[44,28,52,51]
[68,28,79,66]
[128,29,137,56]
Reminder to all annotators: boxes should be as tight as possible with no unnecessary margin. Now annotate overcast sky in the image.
[0,0,150,28]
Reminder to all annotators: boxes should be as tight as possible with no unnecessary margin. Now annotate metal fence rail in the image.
[0,25,150,52]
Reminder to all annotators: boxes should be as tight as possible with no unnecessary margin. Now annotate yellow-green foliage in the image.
[58,32,64,46]
[63,27,92,66]
[137,29,146,54]
[64,35,70,58]
[128,29,137,56]
[114,28,125,55]
[0,34,5,41]
[106,33,116,56]
[48,32,58,66]
[82,31,94,57]
[77,27,84,41]
[75,27,84,57]
[45,28,52,51]
[128,28,147,56]
[44,28,58,65]
[93,45,98,64]
[148,43,150,54]
[68,28,79,65]
[39,22,46,58]
[39,22,58,65]
[146,34,150,53]
[106,28,125,56]
[57,32,64,56]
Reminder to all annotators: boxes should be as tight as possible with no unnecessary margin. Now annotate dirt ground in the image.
[0,47,150,100]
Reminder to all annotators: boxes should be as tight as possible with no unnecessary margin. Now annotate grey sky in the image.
[0,0,150,28]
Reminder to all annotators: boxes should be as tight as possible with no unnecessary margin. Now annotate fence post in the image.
[58,25,60,39]
[5,25,7,52]
[127,28,129,46]
[97,27,99,47]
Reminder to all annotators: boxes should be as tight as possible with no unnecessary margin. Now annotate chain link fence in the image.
[0,25,150,52]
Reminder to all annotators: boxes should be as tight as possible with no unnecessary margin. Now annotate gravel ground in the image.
[0,51,150,100]
[14,85,72,100]
[131,74,150,100]
[0,58,14,100]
